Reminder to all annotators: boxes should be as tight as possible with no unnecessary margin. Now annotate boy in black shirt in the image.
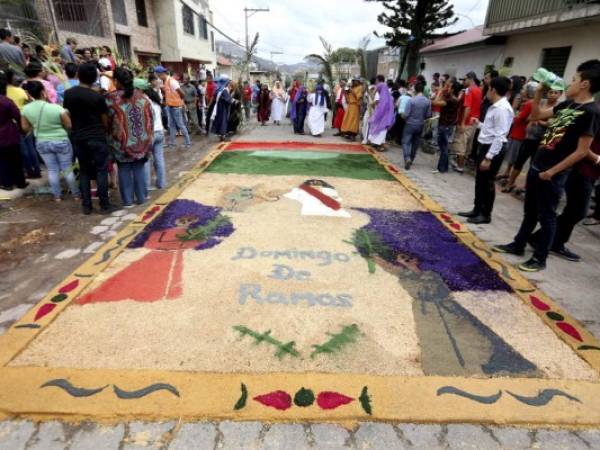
[493,59,600,272]
[63,63,114,215]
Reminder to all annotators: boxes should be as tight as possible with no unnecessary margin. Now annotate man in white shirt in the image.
[459,76,514,224]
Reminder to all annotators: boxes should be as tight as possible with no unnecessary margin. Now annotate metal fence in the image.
[486,0,599,27]
[53,0,106,36]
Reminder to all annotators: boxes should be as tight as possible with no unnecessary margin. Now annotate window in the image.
[198,15,208,40]
[210,31,215,52]
[111,0,127,25]
[182,5,195,35]
[541,46,572,77]
[135,0,148,27]
[54,0,87,22]
[53,0,105,36]
[115,33,131,60]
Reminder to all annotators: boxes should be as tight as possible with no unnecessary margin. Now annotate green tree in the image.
[305,37,335,88]
[366,0,458,78]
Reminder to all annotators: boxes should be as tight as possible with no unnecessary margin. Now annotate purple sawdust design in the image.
[129,199,234,251]
[354,209,511,292]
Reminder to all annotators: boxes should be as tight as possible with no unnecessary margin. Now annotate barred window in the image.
[182,5,195,35]
[53,0,105,36]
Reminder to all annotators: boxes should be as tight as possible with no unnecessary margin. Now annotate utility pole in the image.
[244,7,269,79]
[270,51,283,83]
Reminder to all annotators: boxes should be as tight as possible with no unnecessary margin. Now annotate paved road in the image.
[1,121,599,449]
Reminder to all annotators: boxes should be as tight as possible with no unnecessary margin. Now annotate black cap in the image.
[465,71,478,80]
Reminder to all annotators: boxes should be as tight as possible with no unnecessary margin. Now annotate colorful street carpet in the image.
[1,141,600,426]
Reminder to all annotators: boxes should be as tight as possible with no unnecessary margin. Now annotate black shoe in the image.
[551,246,581,262]
[467,215,491,224]
[99,204,119,215]
[405,159,412,170]
[492,242,525,256]
[519,257,546,272]
[1,185,14,191]
[458,209,478,218]
[82,206,93,215]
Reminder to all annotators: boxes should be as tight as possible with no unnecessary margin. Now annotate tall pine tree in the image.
[366,0,458,78]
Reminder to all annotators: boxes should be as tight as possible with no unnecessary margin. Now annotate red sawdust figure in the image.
[77,217,199,305]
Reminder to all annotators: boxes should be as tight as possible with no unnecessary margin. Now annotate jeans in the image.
[117,160,147,206]
[436,125,453,172]
[513,167,569,263]
[37,140,80,199]
[473,143,506,217]
[244,101,252,120]
[166,106,191,146]
[144,131,166,190]
[73,139,110,210]
[552,169,595,248]
[20,133,40,177]
[401,122,424,162]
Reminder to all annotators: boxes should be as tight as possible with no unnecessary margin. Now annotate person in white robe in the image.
[270,81,286,125]
[307,83,329,137]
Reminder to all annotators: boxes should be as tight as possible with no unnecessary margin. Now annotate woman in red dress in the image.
[257,84,271,125]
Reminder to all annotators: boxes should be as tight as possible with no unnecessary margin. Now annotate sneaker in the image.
[148,186,157,191]
[492,242,525,256]
[431,170,440,174]
[551,246,581,262]
[583,217,600,226]
[123,204,135,209]
[405,159,412,170]
[82,206,93,215]
[453,166,464,173]
[519,257,546,272]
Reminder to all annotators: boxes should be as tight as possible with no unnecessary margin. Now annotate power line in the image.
[206,19,245,48]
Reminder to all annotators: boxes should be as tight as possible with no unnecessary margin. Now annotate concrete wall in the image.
[502,22,600,82]
[34,0,159,62]
[421,45,505,82]
[155,0,216,67]
[114,0,160,56]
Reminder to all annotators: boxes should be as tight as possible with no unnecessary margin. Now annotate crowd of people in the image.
[0,30,255,214]
[2,28,600,273]
[248,60,600,274]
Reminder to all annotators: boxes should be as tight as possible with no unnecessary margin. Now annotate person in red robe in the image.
[257,84,271,125]
[76,199,234,305]
[332,78,348,135]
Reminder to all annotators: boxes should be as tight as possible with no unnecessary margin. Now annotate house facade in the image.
[420,26,506,81]
[484,0,600,80]
[31,0,161,64]
[153,0,216,74]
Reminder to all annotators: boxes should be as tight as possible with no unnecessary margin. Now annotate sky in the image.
[211,0,490,64]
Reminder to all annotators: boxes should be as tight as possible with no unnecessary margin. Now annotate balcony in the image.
[484,0,600,35]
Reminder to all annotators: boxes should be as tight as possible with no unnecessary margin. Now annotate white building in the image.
[153,0,217,73]
[420,1,600,83]
[419,26,506,82]
[484,0,600,82]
